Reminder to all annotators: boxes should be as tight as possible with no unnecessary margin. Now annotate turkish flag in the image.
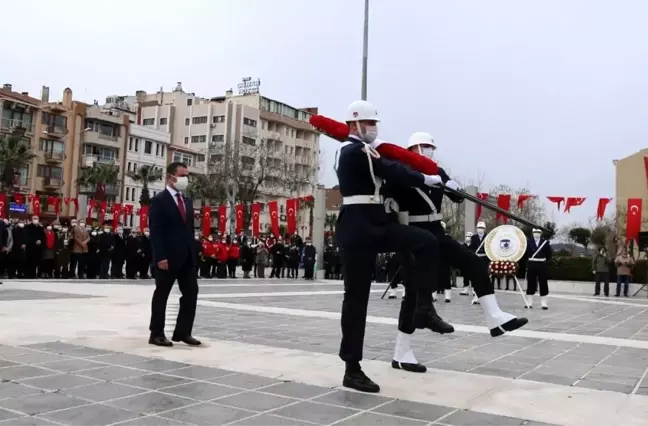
[626,198,642,242]
[32,196,41,216]
[0,193,6,219]
[268,200,279,237]
[564,197,586,213]
[98,201,107,224]
[218,205,227,234]
[139,205,149,228]
[475,193,489,220]
[87,200,96,222]
[596,198,612,220]
[547,196,565,210]
[112,203,122,229]
[202,206,212,236]
[14,194,24,205]
[53,197,61,214]
[72,198,79,216]
[496,194,511,223]
[123,203,133,223]
[286,199,297,234]
[517,194,533,209]
[235,204,244,234]
[251,203,261,236]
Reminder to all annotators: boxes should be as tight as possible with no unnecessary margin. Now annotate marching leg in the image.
[392,278,426,373]
[539,266,549,310]
[526,265,539,309]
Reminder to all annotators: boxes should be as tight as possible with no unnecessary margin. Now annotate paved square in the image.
[1,278,647,425]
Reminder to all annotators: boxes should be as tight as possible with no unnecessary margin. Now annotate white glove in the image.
[424,174,443,186]
[445,180,461,190]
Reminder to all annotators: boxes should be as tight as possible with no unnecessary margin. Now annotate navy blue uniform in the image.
[525,237,552,296]
[335,136,440,364]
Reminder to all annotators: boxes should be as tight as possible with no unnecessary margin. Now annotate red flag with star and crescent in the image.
[218,205,227,234]
[268,201,279,237]
[626,198,642,242]
[235,204,244,234]
[0,193,6,219]
[251,203,261,236]
[286,198,297,235]
[564,197,586,213]
[202,206,212,236]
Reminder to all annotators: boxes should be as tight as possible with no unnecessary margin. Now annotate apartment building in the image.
[122,124,170,228]
[104,83,321,235]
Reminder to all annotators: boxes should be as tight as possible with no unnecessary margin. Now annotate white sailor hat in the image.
[465,231,473,237]
[476,221,486,229]
[532,228,542,233]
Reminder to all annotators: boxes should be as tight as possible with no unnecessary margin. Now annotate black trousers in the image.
[227,259,237,277]
[70,253,86,278]
[100,257,111,279]
[595,271,610,295]
[339,222,439,363]
[304,262,314,279]
[140,258,151,278]
[526,262,549,296]
[438,262,452,292]
[126,258,139,279]
[149,260,198,338]
[111,258,124,278]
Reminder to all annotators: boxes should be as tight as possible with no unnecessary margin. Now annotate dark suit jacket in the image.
[149,189,196,270]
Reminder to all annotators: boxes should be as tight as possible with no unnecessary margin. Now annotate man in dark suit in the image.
[148,162,200,347]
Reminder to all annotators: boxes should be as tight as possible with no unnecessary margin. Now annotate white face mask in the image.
[71,222,77,227]
[174,176,189,191]
[465,238,471,244]
[62,228,68,233]
[144,231,150,236]
[117,229,123,234]
[91,231,97,236]
[533,233,541,239]
[419,146,435,159]
[46,226,52,231]
[208,237,213,241]
[104,229,110,233]
[477,229,485,236]
[195,235,200,240]
[18,223,24,228]
[361,125,378,143]
[32,219,39,225]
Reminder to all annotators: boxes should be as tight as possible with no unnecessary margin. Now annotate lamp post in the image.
[361,0,369,100]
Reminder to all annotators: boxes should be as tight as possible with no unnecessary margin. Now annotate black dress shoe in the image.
[342,370,380,393]
[172,336,202,346]
[490,317,529,337]
[392,360,427,373]
[149,336,173,347]
[414,310,455,334]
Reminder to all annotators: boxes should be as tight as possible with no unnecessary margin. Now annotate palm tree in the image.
[0,132,36,217]
[127,165,163,206]
[76,164,120,201]
[325,213,337,232]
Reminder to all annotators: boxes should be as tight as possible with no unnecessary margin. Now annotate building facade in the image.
[614,148,648,235]
[122,124,170,228]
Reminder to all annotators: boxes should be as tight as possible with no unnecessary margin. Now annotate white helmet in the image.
[407,132,436,150]
[476,221,486,229]
[465,231,473,237]
[346,100,380,122]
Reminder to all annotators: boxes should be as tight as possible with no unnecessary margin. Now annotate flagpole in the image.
[361,0,369,100]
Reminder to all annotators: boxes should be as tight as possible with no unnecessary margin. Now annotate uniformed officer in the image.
[469,221,489,303]
[525,228,552,309]
[459,232,473,295]
[335,100,452,394]
[382,131,528,374]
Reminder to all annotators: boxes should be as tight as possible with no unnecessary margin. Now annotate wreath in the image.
[489,260,518,277]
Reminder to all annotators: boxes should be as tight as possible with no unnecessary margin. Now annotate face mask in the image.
[360,125,378,143]
[117,229,123,234]
[465,238,471,244]
[208,237,213,241]
[174,176,189,191]
[79,223,85,228]
[18,223,24,228]
[46,226,52,231]
[104,229,110,233]
[221,240,226,244]
[307,242,312,246]
[477,229,484,236]
[71,222,77,227]
[53,225,60,229]
[195,235,200,240]
[533,233,541,239]
[420,146,435,159]
[91,231,97,236]
[62,228,68,233]
[32,220,39,225]
[86,227,92,231]
[144,231,150,236]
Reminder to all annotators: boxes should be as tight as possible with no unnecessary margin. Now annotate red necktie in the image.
[176,193,186,221]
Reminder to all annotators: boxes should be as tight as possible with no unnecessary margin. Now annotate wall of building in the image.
[615,148,648,232]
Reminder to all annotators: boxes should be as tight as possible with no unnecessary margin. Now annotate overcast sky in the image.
[3,0,647,227]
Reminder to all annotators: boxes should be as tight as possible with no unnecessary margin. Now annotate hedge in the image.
[539,256,646,283]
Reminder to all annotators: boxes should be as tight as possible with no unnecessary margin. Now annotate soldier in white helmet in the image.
[334,101,453,393]
[459,231,473,295]
[381,131,528,375]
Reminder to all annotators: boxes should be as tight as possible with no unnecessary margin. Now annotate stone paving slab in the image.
[0,342,556,426]
[0,289,95,301]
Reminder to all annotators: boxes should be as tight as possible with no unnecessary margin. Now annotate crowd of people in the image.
[0,215,317,281]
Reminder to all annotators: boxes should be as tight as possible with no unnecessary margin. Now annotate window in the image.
[192,116,207,124]
[210,154,223,163]
[261,120,266,130]
[37,165,62,179]
[241,156,255,171]
[211,134,224,142]
[242,136,256,146]
[173,152,194,166]
[191,135,207,143]
[187,98,193,106]
[83,144,118,161]
[196,154,205,163]
[128,137,133,151]
[135,139,139,152]
[243,118,257,127]
[160,117,168,125]
[42,112,67,132]
[126,187,131,201]
[144,140,152,154]
[212,115,225,123]
[160,145,166,158]
[142,118,155,126]
[185,118,190,126]
[2,108,33,129]
[184,137,189,144]
[155,144,160,156]
[39,138,64,152]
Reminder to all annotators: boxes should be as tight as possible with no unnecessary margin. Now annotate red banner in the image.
[32,196,41,216]
[286,198,297,234]
[517,194,533,209]
[218,205,227,234]
[87,200,96,222]
[112,203,122,229]
[202,206,212,236]
[626,198,642,242]
[98,201,107,224]
[251,203,261,236]
[596,198,612,220]
[268,200,279,236]
[52,197,61,215]
[235,204,244,234]
[496,194,511,223]
[475,193,489,221]
[547,196,565,210]
[14,194,24,205]
[139,205,149,228]
[71,198,78,216]
[123,204,134,223]
[0,193,6,219]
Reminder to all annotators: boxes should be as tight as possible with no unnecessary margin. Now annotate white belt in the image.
[343,195,382,205]
[408,213,443,223]
[477,253,488,257]
[528,258,546,262]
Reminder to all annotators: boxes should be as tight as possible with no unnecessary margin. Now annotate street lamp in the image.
[361,0,369,100]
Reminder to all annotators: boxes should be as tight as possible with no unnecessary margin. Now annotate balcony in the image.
[0,118,34,134]
[83,155,116,167]
[79,183,120,196]
[47,103,67,113]
[14,177,30,190]
[84,130,120,147]
[43,150,66,163]
[42,125,68,138]
[42,176,63,189]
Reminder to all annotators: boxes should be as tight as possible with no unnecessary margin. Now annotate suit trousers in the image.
[526,262,549,296]
[339,222,439,363]
[149,260,198,339]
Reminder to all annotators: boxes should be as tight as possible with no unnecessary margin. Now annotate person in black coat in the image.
[24,216,45,278]
[9,221,27,278]
[111,227,126,278]
[86,230,100,279]
[269,239,285,279]
[125,229,141,279]
[138,228,152,279]
[287,244,300,279]
[240,240,254,279]
[98,226,114,279]
[302,239,316,280]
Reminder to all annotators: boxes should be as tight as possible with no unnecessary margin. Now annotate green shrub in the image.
[546,256,647,283]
